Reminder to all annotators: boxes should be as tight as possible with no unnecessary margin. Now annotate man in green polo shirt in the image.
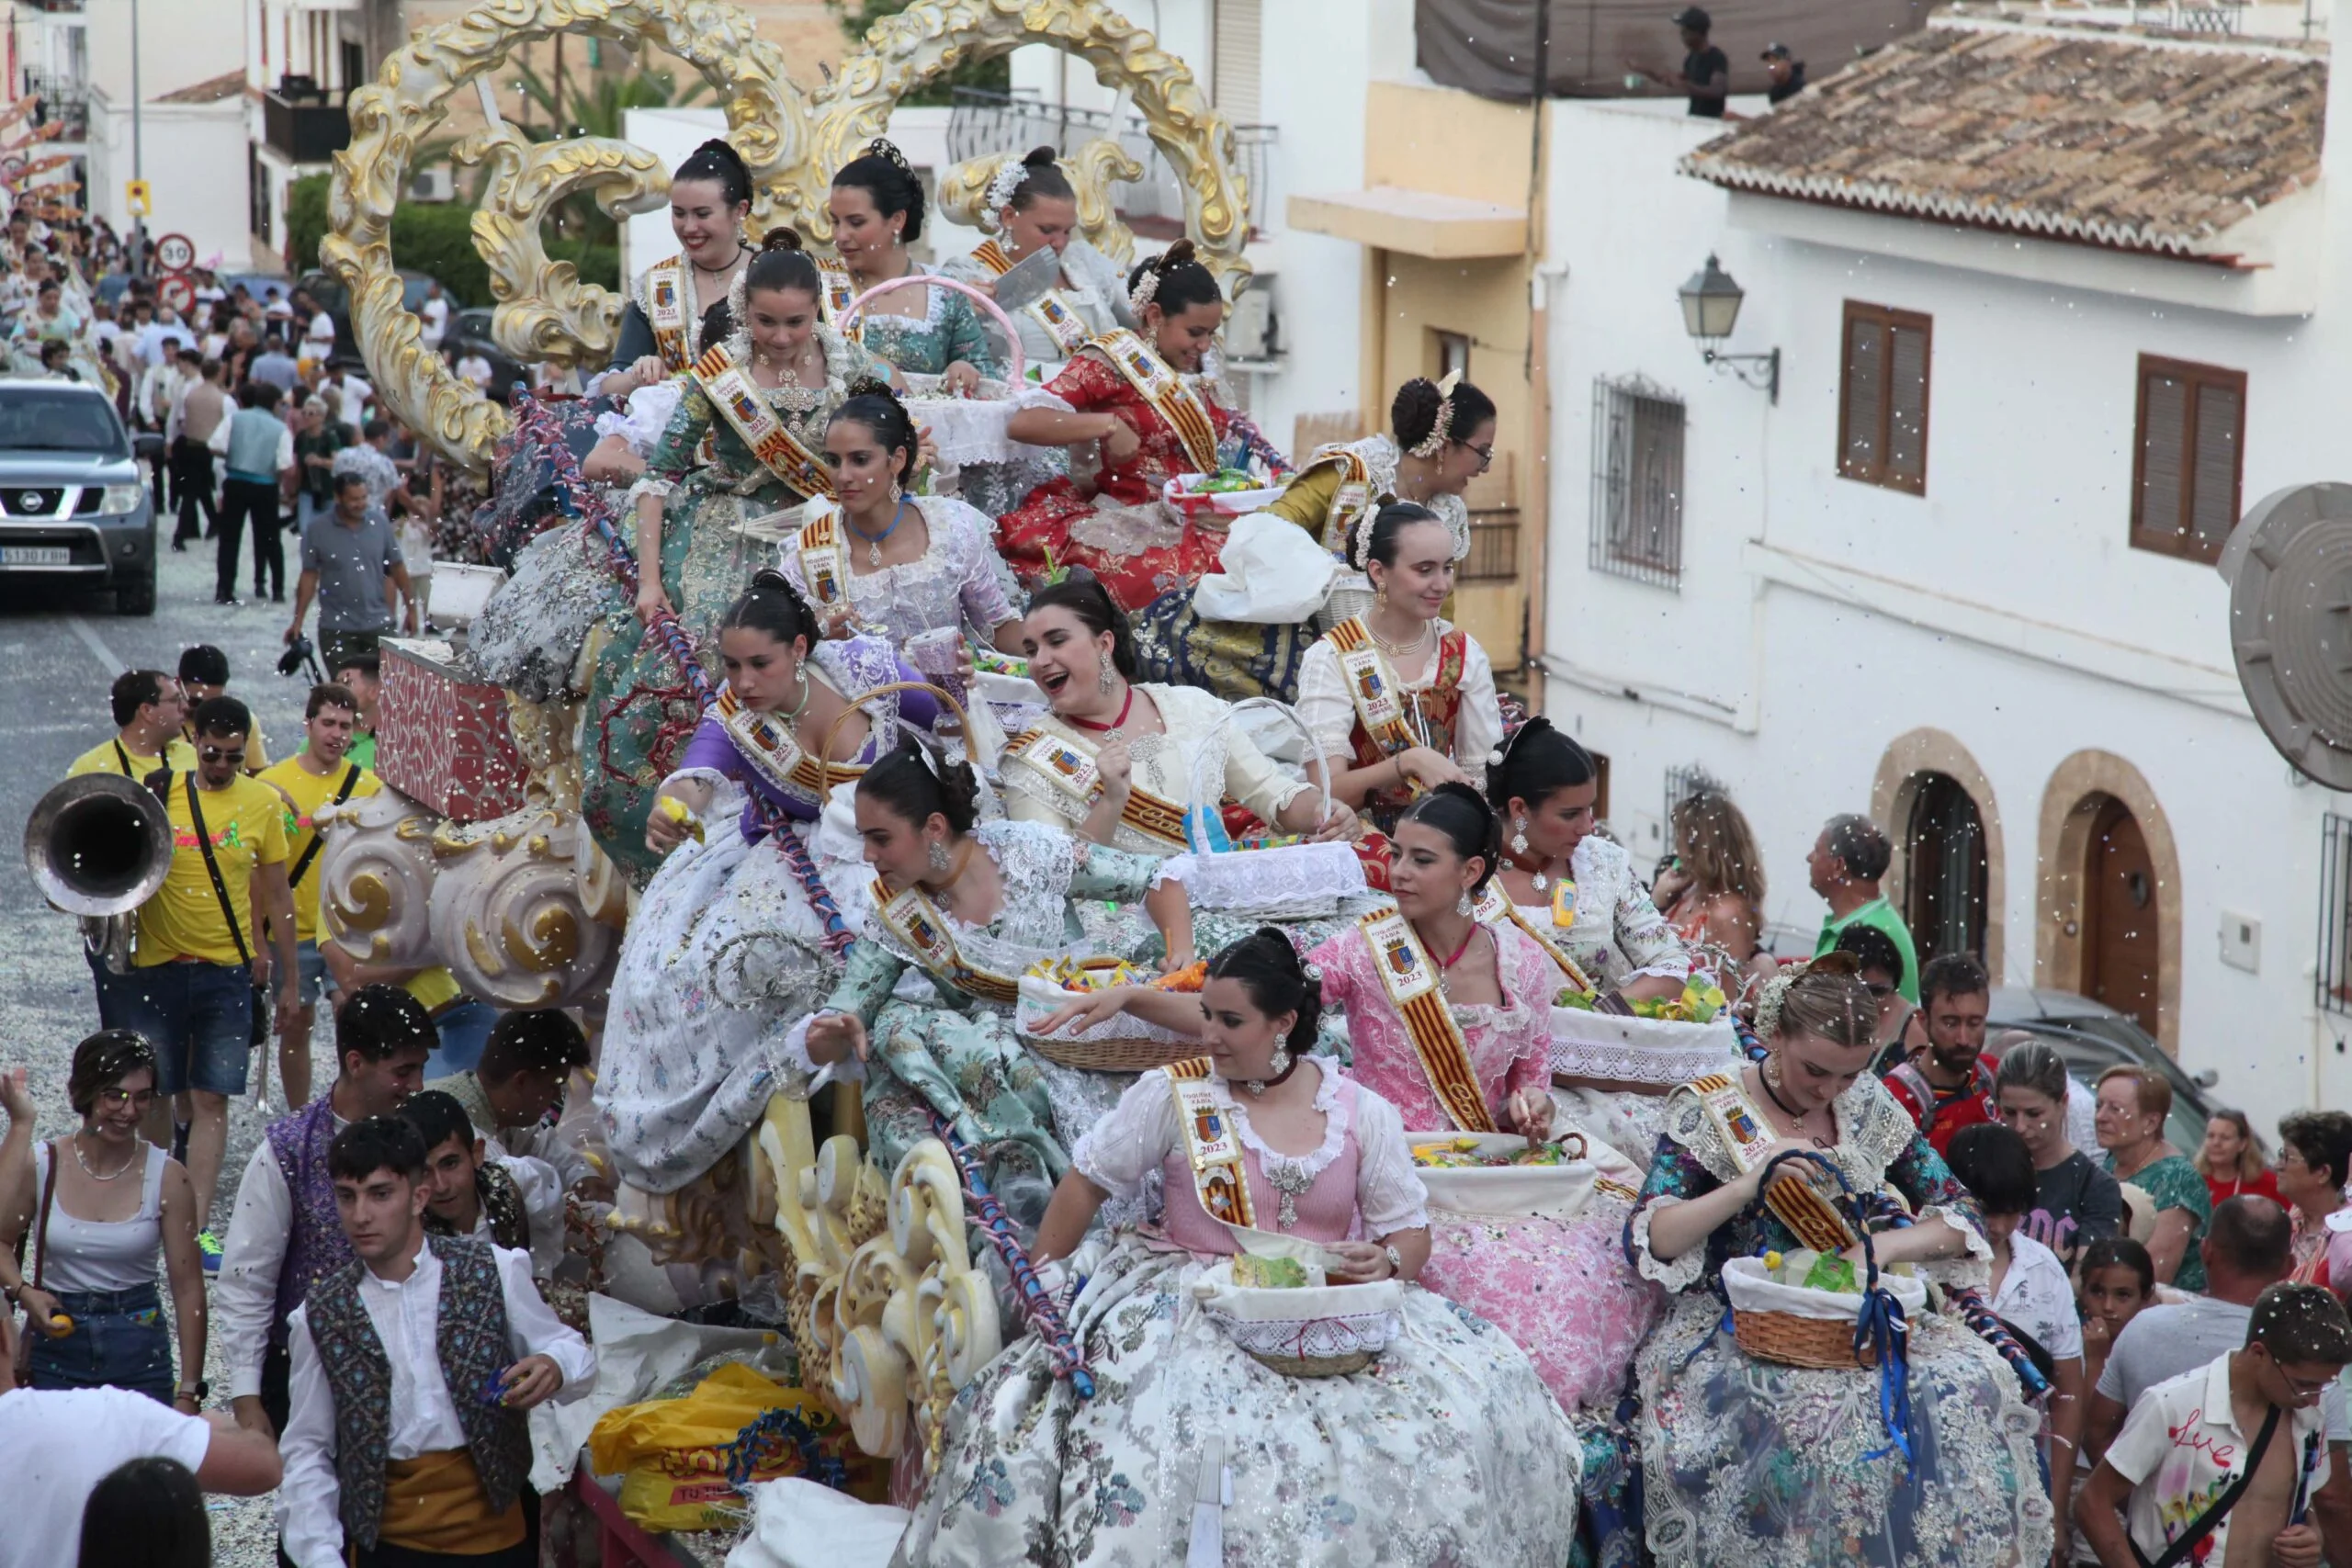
[1809,812,1921,1003]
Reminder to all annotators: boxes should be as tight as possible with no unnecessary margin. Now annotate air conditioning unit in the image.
[408,167,456,203]
[1223,276,1278,367]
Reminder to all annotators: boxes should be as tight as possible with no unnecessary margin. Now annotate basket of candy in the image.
[1724,1247,1927,1370]
[1548,975,1744,1089]
[1163,469,1288,523]
[1408,1132,1602,1220]
[1015,955,1207,1071]
[1192,1228,1403,1378]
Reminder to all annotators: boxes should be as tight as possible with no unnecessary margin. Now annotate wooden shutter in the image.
[2131,355,2245,565]
[1838,301,1932,495]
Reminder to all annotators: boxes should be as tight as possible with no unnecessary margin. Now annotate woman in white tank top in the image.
[0,1032,206,1407]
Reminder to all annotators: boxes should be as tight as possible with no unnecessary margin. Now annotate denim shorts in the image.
[25,1282,175,1403]
[293,940,330,1007]
[85,945,125,1031]
[114,961,253,1096]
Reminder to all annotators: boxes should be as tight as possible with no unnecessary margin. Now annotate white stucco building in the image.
[1531,8,2352,1129]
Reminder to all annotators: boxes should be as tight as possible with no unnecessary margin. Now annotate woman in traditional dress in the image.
[820,139,1003,390]
[778,385,1025,656]
[596,139,755,399]
[1628,957,2052,1568]
[997,241,1234,611]
[583,230,898,873]
[903,930,1583,1568]
[797,742,1195,1229]
[937,147,1130,373]
[594,572,939,1190]
[1482,718,1736,1169]
[1295,502,1504,833]
[1003,575,1351,853]
[1133,375,1497,702]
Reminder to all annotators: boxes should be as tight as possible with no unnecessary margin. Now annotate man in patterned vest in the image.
[219,985,435,1438]
[277,1116,594,1568]
[401,1089,561,1272]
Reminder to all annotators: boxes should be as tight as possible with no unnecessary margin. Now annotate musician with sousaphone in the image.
[582,228,900,873]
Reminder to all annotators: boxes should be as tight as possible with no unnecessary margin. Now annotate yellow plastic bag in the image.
[590,1363,848,1533]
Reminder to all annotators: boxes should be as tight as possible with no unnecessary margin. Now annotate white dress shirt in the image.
[215,1117,346,1401]
[472,1149,566,1281]
[277,1238,594,1568]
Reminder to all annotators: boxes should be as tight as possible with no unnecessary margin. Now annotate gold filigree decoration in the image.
[754,1092,1000,1463]
[337,0,1254,470]
[328,0,812,469]
[932,138,1146,268]
[797,0,1250,295]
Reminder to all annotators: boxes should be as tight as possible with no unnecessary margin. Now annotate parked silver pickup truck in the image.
[0,379,154,615]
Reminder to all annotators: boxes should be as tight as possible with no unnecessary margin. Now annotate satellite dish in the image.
[2219,482,2352,789]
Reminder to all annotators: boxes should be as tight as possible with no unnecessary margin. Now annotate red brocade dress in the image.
[993,344,1234,612]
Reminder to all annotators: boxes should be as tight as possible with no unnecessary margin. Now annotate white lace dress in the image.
[1626,1073,2052,1568]
[894,1063,1585,1568]
[777,492,1023,652]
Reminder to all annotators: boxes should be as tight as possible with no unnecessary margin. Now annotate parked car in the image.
[1986,985,2219,1154]
[0,381,154,615]
[444,307,527,400]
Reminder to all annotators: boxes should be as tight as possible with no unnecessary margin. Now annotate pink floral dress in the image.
[1308,920,1666,1412]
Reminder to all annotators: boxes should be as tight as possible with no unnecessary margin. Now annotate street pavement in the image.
[2,520,320,1563]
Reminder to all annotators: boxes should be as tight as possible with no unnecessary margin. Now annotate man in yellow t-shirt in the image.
[172,643,272,773]
[257,682,380,1111]
[113,694,300,1230]
[64,667,187,782]
[62,669,188,1030]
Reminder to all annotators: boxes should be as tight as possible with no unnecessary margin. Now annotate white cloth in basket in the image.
[1191,1258,1404,1370]
[1191,511,1340,624]
[1549,1008,1744,1088]
[1721,1255,1928,1322]
[1159,842,1366,911]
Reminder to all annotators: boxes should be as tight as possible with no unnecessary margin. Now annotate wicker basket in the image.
[1732,1301,1883,1370]
[1193,1261,1404,1379]
[1015,964,1202,1073]
[1722,1151,1926,1371]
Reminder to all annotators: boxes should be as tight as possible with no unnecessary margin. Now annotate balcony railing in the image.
[945,87,1273,235]
[262,80,351,165]
[21,71,87,141]
[21,0,85,12]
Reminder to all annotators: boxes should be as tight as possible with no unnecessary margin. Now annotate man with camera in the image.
[111,695,302,1247]
[284,471,415,676]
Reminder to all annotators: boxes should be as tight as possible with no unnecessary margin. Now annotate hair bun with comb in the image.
[759,226,805,254]
[866,138,914,176]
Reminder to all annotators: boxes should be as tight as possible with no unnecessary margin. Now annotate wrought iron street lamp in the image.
[1678,254,1779,403]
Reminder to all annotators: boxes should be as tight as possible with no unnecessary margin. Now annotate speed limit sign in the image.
[153,232,196,273]
[156,269,197,315]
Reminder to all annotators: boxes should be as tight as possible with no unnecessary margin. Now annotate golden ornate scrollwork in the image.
[933,138,1146,269]
[754,1092,999,1464]
[327,0,811,470]
[318,786,445,967]
[336,0,1254,471]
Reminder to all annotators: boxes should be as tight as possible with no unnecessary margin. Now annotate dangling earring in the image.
[1455,890,1474,918]
[888,473,904,503]
[926,840,951,874]
[1247,1044,1293,1098]
[1510,818,1529,857]
[1375,584,1387,611]
[1097,650,1115,694]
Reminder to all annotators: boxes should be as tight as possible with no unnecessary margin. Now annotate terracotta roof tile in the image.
[1680,14,2324,254]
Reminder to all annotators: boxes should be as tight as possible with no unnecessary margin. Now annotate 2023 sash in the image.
[1469,883,1594,993]
[1687,1071,1856,1253]
[1087,329,1219,476]
[1001,726,1190,852]
[1358,908,1492,1134]
[971,240,1089,356]
[715,686,866,810]
[642,254,693,370]
[1165,1057,1256,1228]
[870,878,1022,1006]
[692,344,836,502]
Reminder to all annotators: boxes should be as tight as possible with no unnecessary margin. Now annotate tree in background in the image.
[829,0,1010,104]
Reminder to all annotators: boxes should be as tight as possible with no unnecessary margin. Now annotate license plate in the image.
[0,546,68,565]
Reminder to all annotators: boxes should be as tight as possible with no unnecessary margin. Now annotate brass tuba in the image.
[23,773,174,975]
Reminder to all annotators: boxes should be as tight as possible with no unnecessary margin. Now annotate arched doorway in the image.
[2080,795,2161,1037]
[1904,773,1988,964]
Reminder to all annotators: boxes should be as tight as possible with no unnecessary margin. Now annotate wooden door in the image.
[2082,795,2160,1035]
[1905,773,1986,964]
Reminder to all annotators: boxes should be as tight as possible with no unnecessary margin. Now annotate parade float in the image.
[311,1,1272,1558]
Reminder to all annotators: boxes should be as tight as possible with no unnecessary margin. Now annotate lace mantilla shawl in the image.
[1308,432,1471,562]
[1550,833,1692,988]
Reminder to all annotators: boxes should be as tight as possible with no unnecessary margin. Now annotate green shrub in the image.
[283,172,616,304]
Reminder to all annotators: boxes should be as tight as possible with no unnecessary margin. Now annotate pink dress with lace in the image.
[1308,920,1667,1412]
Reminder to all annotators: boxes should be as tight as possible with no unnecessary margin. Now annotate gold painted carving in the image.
[335,0,1251,471]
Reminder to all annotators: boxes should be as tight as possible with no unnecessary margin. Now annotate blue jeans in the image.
[25,1282,175,1402]
[114,961,253,1096]
[293,939,330,1006]
[85,945,124,1031]
[424,999,499,1077]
